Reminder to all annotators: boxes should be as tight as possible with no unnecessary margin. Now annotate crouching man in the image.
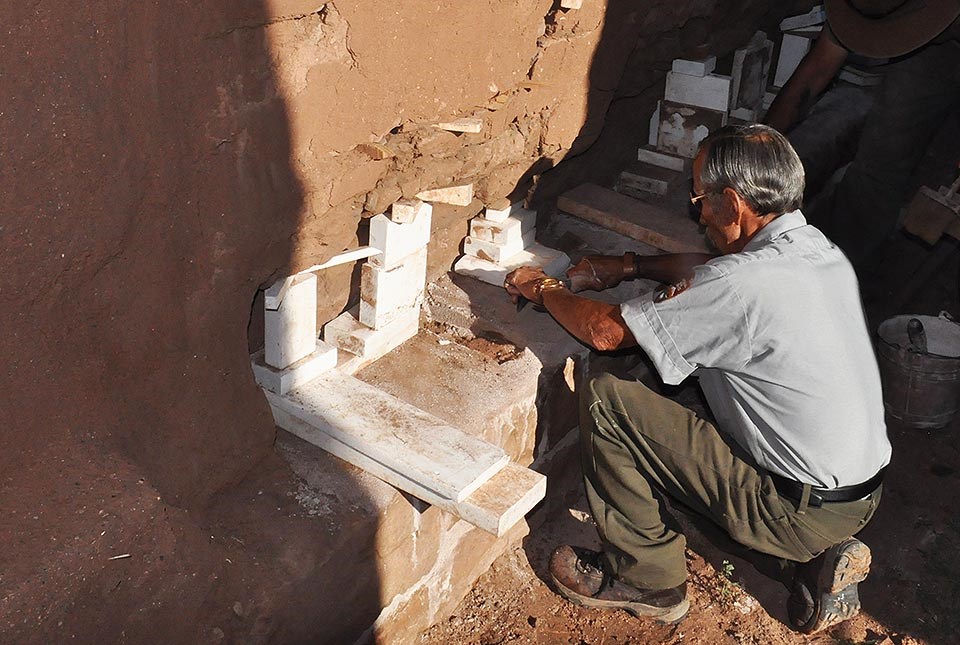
[503,125,891,633]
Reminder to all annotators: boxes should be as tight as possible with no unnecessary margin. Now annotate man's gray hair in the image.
[697,124,805,215]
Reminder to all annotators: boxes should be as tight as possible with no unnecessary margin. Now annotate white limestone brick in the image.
[664,72,732,112]
[637,145,688,172]
[415,184,474,206]
[469,208,536,245]
[454,243,570,287]
[463,228,535,265]
[252,340,338,395]
[369,206,432,270]
[484,201,525,223]
[389,198,430,224]
[323,306,419,360]
[264,273,317,370]
[671,56,717,77]
[435,118,483,134]
[774,33,813,87]
[360,247,427,330]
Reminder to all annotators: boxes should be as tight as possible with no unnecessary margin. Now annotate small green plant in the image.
[721,560,735,580]
[717,560,739,603]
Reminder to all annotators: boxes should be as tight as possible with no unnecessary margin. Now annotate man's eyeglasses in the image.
[689,190,710,215]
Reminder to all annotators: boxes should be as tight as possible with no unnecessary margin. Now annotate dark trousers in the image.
[821,40,960,266]
[580,373,881,590]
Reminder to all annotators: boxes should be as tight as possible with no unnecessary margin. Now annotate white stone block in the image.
[264,275,295,310]
[730,36,774,114]
[664,72,732,112]
[773,33,813,87]
[251,340,338,395]
[369,207,432,270]
[264,273,317,370]
[266,373,508,505]
[469,208,536,245]
[729,107,758,122]
[657,101,726,159]
[389,198,430,224]
[560,0,583,8]
[360,247,427,329]
[415,184,474,206]
[463,228,535,264]
[779,5,824,31]
[435,118,483,133]
[617,163,684,198]
[671,56,717,77]
[763,90,777,110]
[637,145,688,172]
[484,201,525,223]
[323,306,419,360]
[454,243,570,287]
[648,101,661,147]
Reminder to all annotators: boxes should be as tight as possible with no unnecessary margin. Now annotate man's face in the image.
[692,152,740,254]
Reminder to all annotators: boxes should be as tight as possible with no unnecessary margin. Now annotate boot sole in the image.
[550,573,690,624]
[809,538,871,633]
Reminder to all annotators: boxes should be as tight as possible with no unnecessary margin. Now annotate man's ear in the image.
[720,186,745,224]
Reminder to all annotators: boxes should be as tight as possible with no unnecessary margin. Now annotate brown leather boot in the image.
[548,545,689,624]
[788,537,871,634]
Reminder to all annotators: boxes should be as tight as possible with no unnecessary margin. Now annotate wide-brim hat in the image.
[825,0,960,58]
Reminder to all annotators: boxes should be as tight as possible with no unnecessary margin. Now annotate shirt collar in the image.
[743,210,807,252]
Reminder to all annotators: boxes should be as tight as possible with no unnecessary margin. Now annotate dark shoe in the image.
[548,545,689,624]
[788,538,871,634]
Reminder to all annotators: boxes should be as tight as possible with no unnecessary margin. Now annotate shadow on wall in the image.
[0,2,382,642]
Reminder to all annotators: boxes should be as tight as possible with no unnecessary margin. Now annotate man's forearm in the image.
[630,253,716,284]
[539,287,637,352]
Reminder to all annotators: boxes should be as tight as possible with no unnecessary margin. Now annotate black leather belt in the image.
[770,467,885,508]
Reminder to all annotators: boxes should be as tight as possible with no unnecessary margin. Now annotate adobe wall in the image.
[1,0,808,640]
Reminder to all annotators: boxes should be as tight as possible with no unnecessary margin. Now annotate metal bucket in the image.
[877,312,960,428]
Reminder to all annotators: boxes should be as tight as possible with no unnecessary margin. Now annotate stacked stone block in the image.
[453,202,569,286]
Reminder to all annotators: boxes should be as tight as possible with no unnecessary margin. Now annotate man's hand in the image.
[566,254,633,292]
[503,266,550,305]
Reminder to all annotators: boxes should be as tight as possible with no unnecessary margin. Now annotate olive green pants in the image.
[580,373,881,590]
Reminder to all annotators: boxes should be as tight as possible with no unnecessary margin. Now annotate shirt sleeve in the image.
[620,264,752,385]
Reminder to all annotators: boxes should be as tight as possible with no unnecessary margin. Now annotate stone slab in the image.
[616,161,687,198]
[416,184,474,206]
[730,37,773,114]
[453,243,570,286]
[557,183,709,254]
[779,5,824,31]
[773,32,813,87]
[435,118,483,134]
[457,463,546,537]
[251,340,338,395]
[267,372,509,504]
[637,145,689,172]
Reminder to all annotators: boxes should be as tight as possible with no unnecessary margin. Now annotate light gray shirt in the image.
[621,211,891,488]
